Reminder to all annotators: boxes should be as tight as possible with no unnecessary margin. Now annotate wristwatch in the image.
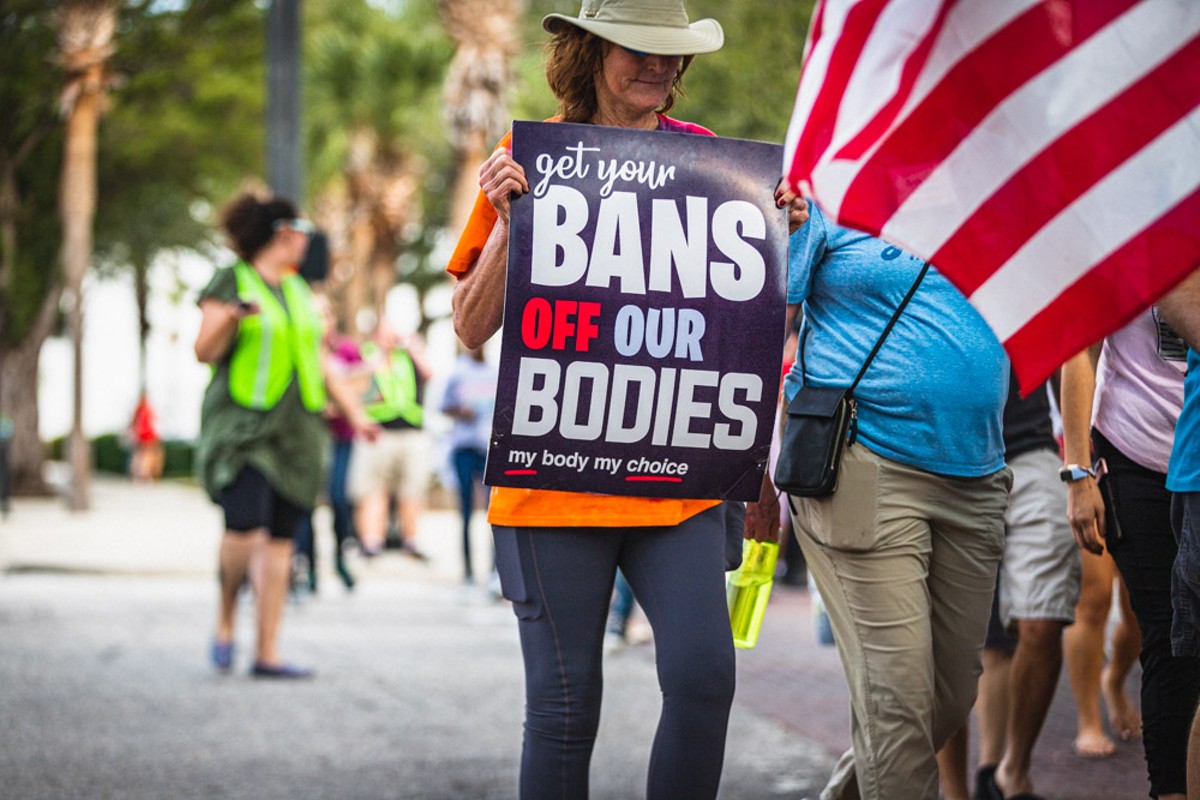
[1059,463,1098,482]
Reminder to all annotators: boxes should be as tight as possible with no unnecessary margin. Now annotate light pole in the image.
[266,0,302,203]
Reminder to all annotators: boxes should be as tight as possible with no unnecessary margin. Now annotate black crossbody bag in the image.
[774,261,929,498]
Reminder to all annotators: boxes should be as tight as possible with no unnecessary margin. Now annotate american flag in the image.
[783,0,1200,393]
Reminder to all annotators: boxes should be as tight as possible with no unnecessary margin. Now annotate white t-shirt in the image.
[1093,307,1187,473]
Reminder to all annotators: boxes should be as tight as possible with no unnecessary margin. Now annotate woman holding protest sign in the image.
[447,2,805,797]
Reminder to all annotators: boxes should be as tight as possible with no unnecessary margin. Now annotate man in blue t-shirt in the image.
[781,203,1012,800]
[1158,267,1200,793]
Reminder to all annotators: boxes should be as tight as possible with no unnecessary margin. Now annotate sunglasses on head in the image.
[274,218,316,234]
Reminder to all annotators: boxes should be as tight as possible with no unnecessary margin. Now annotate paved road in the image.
[0,477,1153,799]
[0,478,832,800]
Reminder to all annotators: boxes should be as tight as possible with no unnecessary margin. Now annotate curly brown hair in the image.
[220,192,297,262]
[544,27,694,124]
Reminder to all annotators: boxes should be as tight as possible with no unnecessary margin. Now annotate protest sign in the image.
[485,120,787,501]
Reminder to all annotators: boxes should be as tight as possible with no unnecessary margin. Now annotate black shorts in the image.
[217,466,307,540]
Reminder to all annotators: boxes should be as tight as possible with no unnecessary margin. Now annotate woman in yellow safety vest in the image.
[193,192,327,679]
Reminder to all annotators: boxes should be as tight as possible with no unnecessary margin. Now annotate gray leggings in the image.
[493,505,736,800]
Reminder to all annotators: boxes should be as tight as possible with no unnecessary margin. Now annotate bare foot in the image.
[1074,729,1117,758]
[1101,667,1143,741]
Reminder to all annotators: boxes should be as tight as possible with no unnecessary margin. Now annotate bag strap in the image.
[798,261,931,391]
[848,260,930,392]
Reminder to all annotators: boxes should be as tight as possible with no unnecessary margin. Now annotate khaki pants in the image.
[790,443,1011,800]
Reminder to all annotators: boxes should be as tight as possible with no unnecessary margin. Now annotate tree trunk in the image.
[133,256,149,391]
[60,80,102,511]
[0,290,59,497]
[56,0,117,511]
[448,129,486,239]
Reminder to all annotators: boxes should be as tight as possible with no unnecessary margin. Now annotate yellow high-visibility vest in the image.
[360,342,424,427]
[228,262,326,413]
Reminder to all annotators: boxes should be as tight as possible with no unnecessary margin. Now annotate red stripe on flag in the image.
[788,0,891,186]
[785,0,828,191]
[933,34,1200,294]
[1004,185,1200,393]
[837,0,1140,228]
[833,0,956,161]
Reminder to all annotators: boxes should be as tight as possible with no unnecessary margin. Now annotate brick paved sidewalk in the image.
[736,585,1151,800]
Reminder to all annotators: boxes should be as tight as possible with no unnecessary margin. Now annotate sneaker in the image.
[210,639,234,672]
[335,557,356,591]
[250,661,314,679]
[398,541,429,562]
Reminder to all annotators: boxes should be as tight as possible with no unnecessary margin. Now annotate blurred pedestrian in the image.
[1064,294,1200,799]
[293,294,376,594]
[347,319,432,558]
[0,413,12,518]
[603,569,639,654]
[445,2,803,796]
[1062,547,1141,757]
[1155,268,1200,800]
[128,394,164,482]
[939,373,1082,800]
[194,192,326,679]
[439,344,496,584]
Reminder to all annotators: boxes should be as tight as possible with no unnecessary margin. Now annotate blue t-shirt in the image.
[1167,348,1200,492]
[784,203,1008,477]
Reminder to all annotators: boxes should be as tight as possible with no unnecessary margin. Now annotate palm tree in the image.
[55,0,117,511]
[439,0,523,236]
[307,0,451,329]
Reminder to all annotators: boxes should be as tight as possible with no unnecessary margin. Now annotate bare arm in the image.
[743,302,804,541]
[194,299,248,364]
[1060,344,1105,554]
[1158,267,1200,351]
[323,356,379,442]
[401,334,434,382]
[452,149,529,349]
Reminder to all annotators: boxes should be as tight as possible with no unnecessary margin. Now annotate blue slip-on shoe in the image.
[211,639,234,673]
[250,661,314,679]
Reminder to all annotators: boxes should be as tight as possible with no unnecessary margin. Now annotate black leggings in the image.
[1096,430,1200,797]
[493,505,736,800]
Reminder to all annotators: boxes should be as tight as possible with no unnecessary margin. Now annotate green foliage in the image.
[2,0,268,345]
[91,432,128,474]
[305,0,453,193]
[305,0,457,326]
[46,433,193,477]
[161,439,194,478]
[0,0,66,346]
[679,0,815,143]
[95,0,267,270]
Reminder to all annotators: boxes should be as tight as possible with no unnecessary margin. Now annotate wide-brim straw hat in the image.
[543,0,724,56]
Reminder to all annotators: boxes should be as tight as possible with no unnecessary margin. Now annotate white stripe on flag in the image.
[910,0,1041,102]
[879,1,1199,255]
[782,1,848,171]
[829,0,943,153]
[794,0,1039,212]
[970,104,1200,341]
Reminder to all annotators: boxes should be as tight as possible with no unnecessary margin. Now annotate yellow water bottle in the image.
[727,538,779,649]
